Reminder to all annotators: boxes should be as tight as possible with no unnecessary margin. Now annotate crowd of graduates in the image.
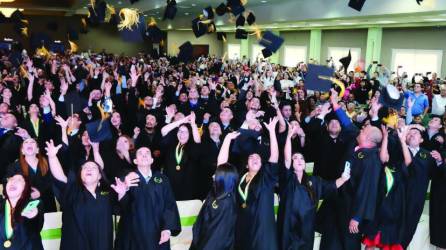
[1,47,446,250]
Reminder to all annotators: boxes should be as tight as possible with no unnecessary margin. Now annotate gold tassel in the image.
[241,0,248,5]
[90,0,96,15]
[117,8,140,31]
[69,40,78,53]
[104,4,115,23]
[20,27,28,37]
[19,65,28,78]
[21,19,29,25]
[36,46,50,59]
[248,25,262,40]
[148,17,157,27]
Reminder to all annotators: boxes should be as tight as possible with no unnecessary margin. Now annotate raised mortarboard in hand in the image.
[163,0,177,20]
[86,119,112,142]
[236,15,245,27]
[235,28,248,39]
[348,0,366,11]
[246,12,256,25]
[231,129,262,155]
[178,41,193,63]
[203,6,214,19]
[305,64,335,92]
[259,31,283,53]
[339,50,352,73]
[215,3,228,16]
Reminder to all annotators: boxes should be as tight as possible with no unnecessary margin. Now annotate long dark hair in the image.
[292,152,316,204]
[3,174,32,225]
[214,163,239,197]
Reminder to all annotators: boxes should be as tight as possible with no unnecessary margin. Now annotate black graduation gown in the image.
[430,162,446,248]
[197,137,221,200]
[362,164,406,245]
[277,169,336,250]
[402,148,443,248]
[0,198,44,250]
[6,163,57,213]
[54,174,114,250]
[234,162,278,250]
[190,192,237,250]
[161,133,201,200]
[115,171,181,250]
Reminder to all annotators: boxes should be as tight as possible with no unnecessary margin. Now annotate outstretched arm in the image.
[45,140,67,183]
[284,124,294,169]
[264,117,279,163]
[217,132,240,166]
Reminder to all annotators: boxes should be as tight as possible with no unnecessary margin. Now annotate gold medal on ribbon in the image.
[212,200,218,209]
[3,240,11,248]
[176,165,181,171]
[242,203,247,208]
[175,143,184,171]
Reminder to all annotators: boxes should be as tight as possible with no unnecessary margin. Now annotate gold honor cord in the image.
[4,201,12,248]
[317,76,346,98]
[238,173,253,208]
[175,143,184,171]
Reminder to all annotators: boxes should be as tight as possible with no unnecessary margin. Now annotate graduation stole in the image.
[384,166,395,196]
[238,173,254,208]
[175,143,184,171]
[4,201,13,247]
[31,118,39,137]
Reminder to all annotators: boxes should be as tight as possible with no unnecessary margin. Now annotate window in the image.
[391,49,443,79]
[251,44,265,63]
[283,46,307,67]
[227,44,240,60]
[327,47,361,72]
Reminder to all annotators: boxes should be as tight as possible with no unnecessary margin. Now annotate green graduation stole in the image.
[384,166,395,197]
[175,143,184,171]
[3,201,13,248]
[238,173,253,209]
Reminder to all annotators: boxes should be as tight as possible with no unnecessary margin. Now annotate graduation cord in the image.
[238,173,254,208]
[175,143,184,171]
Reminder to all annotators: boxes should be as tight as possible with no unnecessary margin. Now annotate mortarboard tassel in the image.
[248,25,262,40]
[104,4,116,23]
[20,27,28,37]
[148,17,157,27]
[117,8,140,31]
[69,40,78,53]
[318,76,346,98]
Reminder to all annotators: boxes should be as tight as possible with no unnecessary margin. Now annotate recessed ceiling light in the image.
[168,24,173,29]
[376,20,396,24]
[424,18,446,21]
[184,12,190,15]
[309,23,323,26]
[339,22,355,25]
[261,0,267,3]
[83,6,87,9]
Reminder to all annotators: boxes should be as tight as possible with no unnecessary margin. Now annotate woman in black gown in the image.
[277,123,350,250]
[103,135,135,180]
[6,138,57,212]
[217,117,280,250]
[190,145,239,250]
[0,173,44,250]
[45,140,122,250]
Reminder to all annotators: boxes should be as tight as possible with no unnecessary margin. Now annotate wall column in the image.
[365,27,383,66]
[309,29,322,63]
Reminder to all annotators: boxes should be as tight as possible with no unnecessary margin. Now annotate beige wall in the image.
[166,30,223,57]
[0,15,153,55]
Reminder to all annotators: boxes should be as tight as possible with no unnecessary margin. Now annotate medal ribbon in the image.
[384,166,395,196]
[238,173,253,203]
[4,201,13,240]
[175,143,184,166]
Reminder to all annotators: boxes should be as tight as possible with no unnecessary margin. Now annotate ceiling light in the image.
[424,18,446,21]
[0,8,24,18]
[144,14,148,17]
[376,20,396,24]
[168,24,172,29]
[184,12,190,15]
[191,3,196,6]
[339,22,356,25]
[309,23,323,26]
[261,0,267,3]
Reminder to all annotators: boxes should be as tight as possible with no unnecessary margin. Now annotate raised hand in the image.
[431,150,443,163]
[397,126,409,142]
[381,124,389,139]
[320,102,332,117]
[55,116,68,129]
[263,116,279,132]
[110,177,128,197]
[124,172,140,188]
[45,140,62,158]
[225,131,240,141]
[15,127,30,140]
[159,230,171,245]
[21,207,38,219]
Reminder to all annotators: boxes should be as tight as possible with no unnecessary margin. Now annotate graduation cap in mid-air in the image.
[227,0,245,16]
[262,48,272,58]
[0,12,7,23]
[120,15,146,43]
[236,15,245,27]
[192,17,215,38]
[259,31,284,53]
[163,0,177,20]
[348,0,366,11]
[88,0,107,25]
[305,64,335,92]
[10,9,25,23]
[86,119,113,142]
[339,50,352,73]
[146,24,164,43]
[177,41,193,63]
[217,32,227,42]
[215,3,228,16]
[203,6,214,19]
[246,12,256,25]
[235,28,248,39]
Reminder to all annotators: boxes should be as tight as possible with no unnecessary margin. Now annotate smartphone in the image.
[22,200,40,213]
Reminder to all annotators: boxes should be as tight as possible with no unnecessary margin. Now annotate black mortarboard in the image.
[10,9,25,24]
[227,0,245,16]
[88,1,107,25]
[305,64,335,92]
[47,21,58,31]
[86,119,112,142]
[231,129,261,155]
[348,0,366,11]
[67,26,79,40]
[163,0,177,20]
[379,84,404,110]
[215,3,228,16]
[192,18,207,38]
[178,41,193,63]
[235,28,247,39]
[262,48,272,58]
[30,33,52,51]
[49,41,65,54]
[339,50,352,73]
[259,31,284,53]
[236,15,245,27]
[246,12,255,25]
[120,16,146,43]
[0,12,7,23]
[146,25,164,43]
[129,0,139,4]
[217,32,227,41]
[203,6,214,19]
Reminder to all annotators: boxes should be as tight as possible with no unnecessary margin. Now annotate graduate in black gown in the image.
[160,112,202,200]
[278,123,350,250]
[218,117,280,250]
[0,174,44,250]
[5,138,57,213]
[115,147,181,250]
[398,127,445,248]
[190,162,239,250]
[45,140,115,250]
[102,135,135,180]
[361,125,406,250]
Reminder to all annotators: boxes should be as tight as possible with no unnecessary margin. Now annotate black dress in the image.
[190,192,237,250]
[53,173,114,250]
[0,198,44,250]
[6,163,57,213]
[277,169,336,250]
[115,171,181,250]
[234,162,278,250]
